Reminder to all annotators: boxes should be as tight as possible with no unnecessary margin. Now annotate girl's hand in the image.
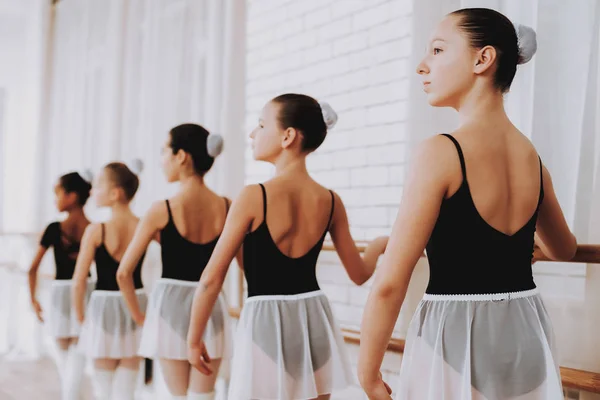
[31,299,44,323]
[361,371,393,400]
[133,312,145,326]
[188,341,213,376]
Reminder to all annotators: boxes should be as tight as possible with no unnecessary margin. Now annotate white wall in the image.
[245,0,412,241]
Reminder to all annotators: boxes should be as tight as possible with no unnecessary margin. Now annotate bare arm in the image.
[329,192,387,285]
[28,246,48,322]
[235,246,244,270]
[117,201,166,325]
[358,138,449,398]
[226,197,244,270]
[187,186,257,374]
[72,224,101,323]
[535,165,577,261]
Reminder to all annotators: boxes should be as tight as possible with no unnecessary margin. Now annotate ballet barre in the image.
[322,241,600,264]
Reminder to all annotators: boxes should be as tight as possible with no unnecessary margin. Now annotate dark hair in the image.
[104,163,140,201]
[450,8,519,93]
[59,172,92,206]
[169,124,217,175]
[271,93,327,152]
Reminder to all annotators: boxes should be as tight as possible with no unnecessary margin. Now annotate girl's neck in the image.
[64,207,88,224]
[274,154,309,177]
[109,203,133,220]
[179,174,206,193]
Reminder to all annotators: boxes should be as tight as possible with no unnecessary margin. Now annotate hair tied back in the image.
[319,102,338,130]
[207,134,224,158]
[128,158,144,175]
[515,23,537,65]
[79,169,94,183]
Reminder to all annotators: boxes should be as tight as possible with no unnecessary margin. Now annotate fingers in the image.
[194,359,213,375]
[188,344,213,375]
[383,380,392,394]
[201,345,212,364]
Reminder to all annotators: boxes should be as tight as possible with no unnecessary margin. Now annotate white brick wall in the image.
[245,0,412,240]
[245,1,414,396]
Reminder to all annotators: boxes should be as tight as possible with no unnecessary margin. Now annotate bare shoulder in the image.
[83,223,103,247]
[411,134,461,177]
[145,200,170,228]
[234,184,265,209]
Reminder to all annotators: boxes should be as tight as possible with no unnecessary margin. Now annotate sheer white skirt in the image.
[395,288,563,400]
[138,278,231,362]
[78,289,147,359]
[228,290,353,400]
[47,279,94,338]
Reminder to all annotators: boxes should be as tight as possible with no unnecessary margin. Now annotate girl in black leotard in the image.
[117,124,232,400]
[358,8,577,400]
[73,159,146,400]
[187,94,387,400]
[28,171,92,400]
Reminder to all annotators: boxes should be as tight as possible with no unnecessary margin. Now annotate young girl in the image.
[28,171,93,400]
[116,124,232,400]
[187,94,388,400]
[358,8,577,400]
[73,160,147,400]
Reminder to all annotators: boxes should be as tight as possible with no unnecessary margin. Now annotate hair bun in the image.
[128,158,144,175]
[515,23,537,65]
[319,101,338,130]
[207,134,224,158]
[79,169,94,184]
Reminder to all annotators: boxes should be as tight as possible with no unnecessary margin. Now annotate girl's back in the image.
[425,128,544,294]
[255,176,334,258]
[450,126,541,237]
[102,216,140,262]
[166,188,228,245]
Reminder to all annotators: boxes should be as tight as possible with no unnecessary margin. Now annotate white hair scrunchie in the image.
[207,134,224,158]
[127,158,144,175]
[79,169,94,183]
[514,23,537,65]
[319,102,338,130]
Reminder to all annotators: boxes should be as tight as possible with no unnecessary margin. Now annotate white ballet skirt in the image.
[78,289,147,358]
[228,290,354,400]
[395,288,563,400]
[47,279,94,338]
[138,278,231,363]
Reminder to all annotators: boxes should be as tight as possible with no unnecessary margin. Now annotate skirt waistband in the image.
[245,290,324,303]
[156,277,199,288]
[91,288,145,297]
[52,278,94,287]
[422,288,539,302]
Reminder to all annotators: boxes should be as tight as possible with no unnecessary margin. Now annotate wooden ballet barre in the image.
[323,241,600,264]
[0,231,39,238]
[321,241,426,258]
[532,244,600,264]
[560,367,600,393]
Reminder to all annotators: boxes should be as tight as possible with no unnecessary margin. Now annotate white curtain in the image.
[37,0,246,223]
[0,0,246,376]
[401,1,600,393]
[0,0,52,232]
